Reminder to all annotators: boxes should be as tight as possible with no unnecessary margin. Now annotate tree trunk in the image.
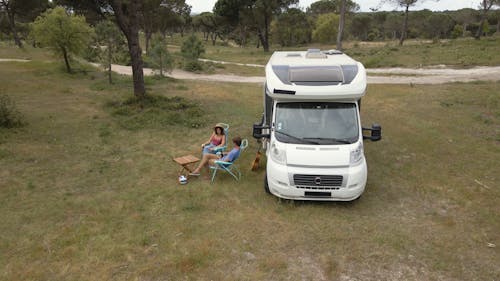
[262,17,270,52]
[145,30,152,54]
[462,23,468,37]
[257,29,269,52]
[497,20,500,34]
[61,46,71,73]
[159,50,163,77]
[475,17,486,39]
[399,4,410,46]
[110,0,146,99]
[475,0,495,40]
[211,33,216,45]
[6,10,22,48]
[127,29,146,99]
[108,42,112,84]
[336,0,346,51]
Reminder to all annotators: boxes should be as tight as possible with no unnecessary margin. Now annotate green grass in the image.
[0,45,499,280]
[164,34,500,72]
[345,37,500,68]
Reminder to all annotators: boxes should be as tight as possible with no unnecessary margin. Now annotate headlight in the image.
[270,141,286,165]
[350,142,364,166]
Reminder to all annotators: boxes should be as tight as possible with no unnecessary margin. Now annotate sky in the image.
[185,0,481,14]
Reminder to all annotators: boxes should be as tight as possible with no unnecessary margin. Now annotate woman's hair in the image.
[214,126,224,135]
[232,136,242,146]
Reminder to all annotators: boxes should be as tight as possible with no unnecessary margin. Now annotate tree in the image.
[95,19,126,84]
[161,0,191,36]
[54,0,183,99]
[192,12,227,45]
[312,13,339,43]
[271,8,311,47]
[349,14,372,41]
[383,0,430,45]
[305,0,359,50]
[372,11,388,39]
[181,34,205,71]
[141,0,160,54]
[306,0,359,17]
[336,0,346,50]
[141,0,191,53]
[108,0,146,99]
[31,6,93,73]
[213,0,249,46]
[149,33,173,76]
[384,12,402,40]
[0,0,48,47]
[452,8,477,37]
[54,0,108,24]
[242,0,298,52]
[475,0,500,39]
[423,13,454,39]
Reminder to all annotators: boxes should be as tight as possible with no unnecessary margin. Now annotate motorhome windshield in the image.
[274,102,359,145]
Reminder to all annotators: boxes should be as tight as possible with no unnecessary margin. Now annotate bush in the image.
[0,94,25,128]
[106,95,205,130]
[181,34,205,72]
[183,60,203,72]
[451,24,464,39]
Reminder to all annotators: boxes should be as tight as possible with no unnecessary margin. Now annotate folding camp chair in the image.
[210,139,248,182]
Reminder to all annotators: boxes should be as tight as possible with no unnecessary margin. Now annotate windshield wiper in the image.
[303,137,353,144]
[275,131,319,144]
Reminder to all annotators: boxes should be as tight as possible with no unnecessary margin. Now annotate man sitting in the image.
[189,136,242,177]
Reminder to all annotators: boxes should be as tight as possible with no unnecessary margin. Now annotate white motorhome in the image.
[253,49,381,201]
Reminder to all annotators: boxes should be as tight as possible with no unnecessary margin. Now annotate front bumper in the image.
[266,158,367,201]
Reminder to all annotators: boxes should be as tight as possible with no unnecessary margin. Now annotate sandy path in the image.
[0,58,30,62]
[3,58,499,84]
[104,63,500,85]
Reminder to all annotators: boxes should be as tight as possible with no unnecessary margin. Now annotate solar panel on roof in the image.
[289,66,344,82]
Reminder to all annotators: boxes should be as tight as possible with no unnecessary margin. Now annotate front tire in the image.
[264,172,271,194]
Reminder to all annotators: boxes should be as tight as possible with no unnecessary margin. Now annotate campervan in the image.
[253,49,381,201]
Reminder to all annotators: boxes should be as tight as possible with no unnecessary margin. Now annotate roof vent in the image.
[286,53,302,57]
[324,49,343,55]
[306,49,327,59]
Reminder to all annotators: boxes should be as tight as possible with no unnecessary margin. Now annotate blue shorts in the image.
[203,143,217,154]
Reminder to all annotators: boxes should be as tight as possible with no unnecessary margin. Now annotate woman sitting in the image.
[202,123,226,155]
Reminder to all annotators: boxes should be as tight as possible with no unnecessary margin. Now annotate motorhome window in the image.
[264,86,273,126]
[341,65,359,84]
[274,102,359,145]
[272,65,291,84]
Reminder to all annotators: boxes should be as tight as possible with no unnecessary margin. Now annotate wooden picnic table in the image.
[173,155,200,177]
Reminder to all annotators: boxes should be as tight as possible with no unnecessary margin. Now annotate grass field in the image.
[166,34,500,73]
[0,46,499,280]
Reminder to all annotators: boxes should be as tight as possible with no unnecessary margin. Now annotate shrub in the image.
[0,94,25,128]
[181,34,205,72]
[106,95,205,130]
[183,60,203,72]
[451,24,464,39]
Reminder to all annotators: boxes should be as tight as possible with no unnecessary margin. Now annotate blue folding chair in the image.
[210,139,248,182]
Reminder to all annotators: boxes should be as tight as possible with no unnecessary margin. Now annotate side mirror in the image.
[362,123,382,142]
[253,123,270,139]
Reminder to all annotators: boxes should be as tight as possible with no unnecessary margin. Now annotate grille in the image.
[293,174,343,187]
[297,186,340,190]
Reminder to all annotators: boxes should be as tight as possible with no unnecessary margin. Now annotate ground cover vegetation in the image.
[1,1,499,93]
[0,93,25,128]
[0,2,499,278]
[0,45,499,280]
